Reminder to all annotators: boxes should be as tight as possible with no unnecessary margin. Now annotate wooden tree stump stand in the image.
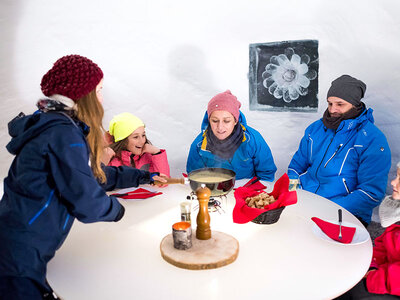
[160,231,239,270]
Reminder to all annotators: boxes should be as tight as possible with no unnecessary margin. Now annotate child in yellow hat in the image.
[105,113,170,177]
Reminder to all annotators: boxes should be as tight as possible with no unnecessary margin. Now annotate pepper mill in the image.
[195,185,211,240]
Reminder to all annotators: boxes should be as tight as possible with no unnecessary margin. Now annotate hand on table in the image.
[152,174,168,187]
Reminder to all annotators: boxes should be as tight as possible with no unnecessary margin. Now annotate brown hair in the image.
[109,135,151,168]
[75,90,106,183]
[109,138,134,167]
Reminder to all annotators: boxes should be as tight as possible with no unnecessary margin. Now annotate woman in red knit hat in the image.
[186,90,277,181]
[0,55,165,299]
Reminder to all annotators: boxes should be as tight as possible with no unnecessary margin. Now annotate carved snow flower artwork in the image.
[262,47,317,103]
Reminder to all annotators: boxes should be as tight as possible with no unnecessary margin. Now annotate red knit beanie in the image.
[41,55,104,101]
[207,90,241,121]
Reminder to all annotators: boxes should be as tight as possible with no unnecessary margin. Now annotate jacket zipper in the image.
[63,213,70,230]
[324,144,343,168]
[28,189,55,225]
[342,178,350,194]
[315,135,335,194]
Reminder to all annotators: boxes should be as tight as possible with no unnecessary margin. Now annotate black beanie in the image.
[327,75,367,106]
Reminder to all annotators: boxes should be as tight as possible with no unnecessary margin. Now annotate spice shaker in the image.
[180,197,191,223]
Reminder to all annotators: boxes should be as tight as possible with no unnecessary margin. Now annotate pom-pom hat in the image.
[207,90,241,121]
[109,113,145,142]
[41,55,104,101]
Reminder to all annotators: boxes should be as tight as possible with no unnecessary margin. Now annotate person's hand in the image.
[152,175,168,187]
[142,144,161,155]
[100,147,115,165]
[103,131,114,146]
[289,179,299,191]
[154,173,169,188]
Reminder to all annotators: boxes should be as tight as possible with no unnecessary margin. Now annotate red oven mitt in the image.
[111,188,162,199]
[233,174,297,224]
[311,217,356,244]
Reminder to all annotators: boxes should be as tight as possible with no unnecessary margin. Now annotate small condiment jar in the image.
[180,199,191,223]
[172,221,192,250]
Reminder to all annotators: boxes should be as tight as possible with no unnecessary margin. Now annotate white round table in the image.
[47,179,372,300]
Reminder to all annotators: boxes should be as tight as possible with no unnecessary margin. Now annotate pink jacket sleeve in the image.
[108,157,123,167]
[371,232,388,266]
[366,225,400,296]
[366,263,400,295]
[108,151,131,167]
[150,149,170,177]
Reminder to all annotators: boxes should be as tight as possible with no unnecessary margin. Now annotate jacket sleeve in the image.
[288,129,311,181]
[48,128,124,223]
[108,157,122,167]
[366,264,400,295]
[101,165,152,191]
[186,134,206,173]
[150,149,170,177]
[372,232,389,266]
[366,228,400,295]
[250,129,276,181]
[331,132,391,221]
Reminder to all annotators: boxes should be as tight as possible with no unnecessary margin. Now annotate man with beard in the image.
[288,75,391,226]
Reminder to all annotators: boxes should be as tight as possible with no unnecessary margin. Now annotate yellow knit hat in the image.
[109,113,145,142]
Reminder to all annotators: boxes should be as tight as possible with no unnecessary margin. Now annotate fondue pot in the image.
[187,168,236,196]
[153,168,236,196]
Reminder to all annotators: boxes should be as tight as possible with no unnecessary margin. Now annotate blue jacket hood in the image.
[6,111,88,155]
[200,111,247,131]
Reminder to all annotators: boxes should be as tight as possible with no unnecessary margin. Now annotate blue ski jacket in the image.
[0,111,154,289]
[288,108,391,223]
[186,111,276,181]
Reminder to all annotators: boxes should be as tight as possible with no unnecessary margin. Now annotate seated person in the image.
[186,90,276,181]
[337,161,400,299]
[288,75,391,226]
[105,112,170,177]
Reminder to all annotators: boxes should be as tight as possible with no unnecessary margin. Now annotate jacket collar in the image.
[322,108,373,133]
[200,124,247,151]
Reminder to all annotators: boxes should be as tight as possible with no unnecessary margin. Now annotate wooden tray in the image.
[160,231,239,270]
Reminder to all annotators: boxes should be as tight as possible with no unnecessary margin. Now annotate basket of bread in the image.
[232,174,297,224]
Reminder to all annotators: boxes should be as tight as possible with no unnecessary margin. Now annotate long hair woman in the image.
[0,55,164,299]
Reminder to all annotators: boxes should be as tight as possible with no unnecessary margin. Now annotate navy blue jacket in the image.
[186,111,276,181]
[0,111,153,289]
[288,108,391,223]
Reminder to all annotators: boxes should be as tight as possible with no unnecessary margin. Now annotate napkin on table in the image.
[233,174,297,224]
[311,217,356,244]
[111,188,162,199]
[242,176,267,190]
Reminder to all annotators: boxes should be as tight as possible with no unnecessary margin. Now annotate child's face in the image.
[391,167,400,200]
[127,126,146,155]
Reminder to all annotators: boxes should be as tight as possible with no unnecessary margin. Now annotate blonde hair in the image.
[75,90,106,183]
